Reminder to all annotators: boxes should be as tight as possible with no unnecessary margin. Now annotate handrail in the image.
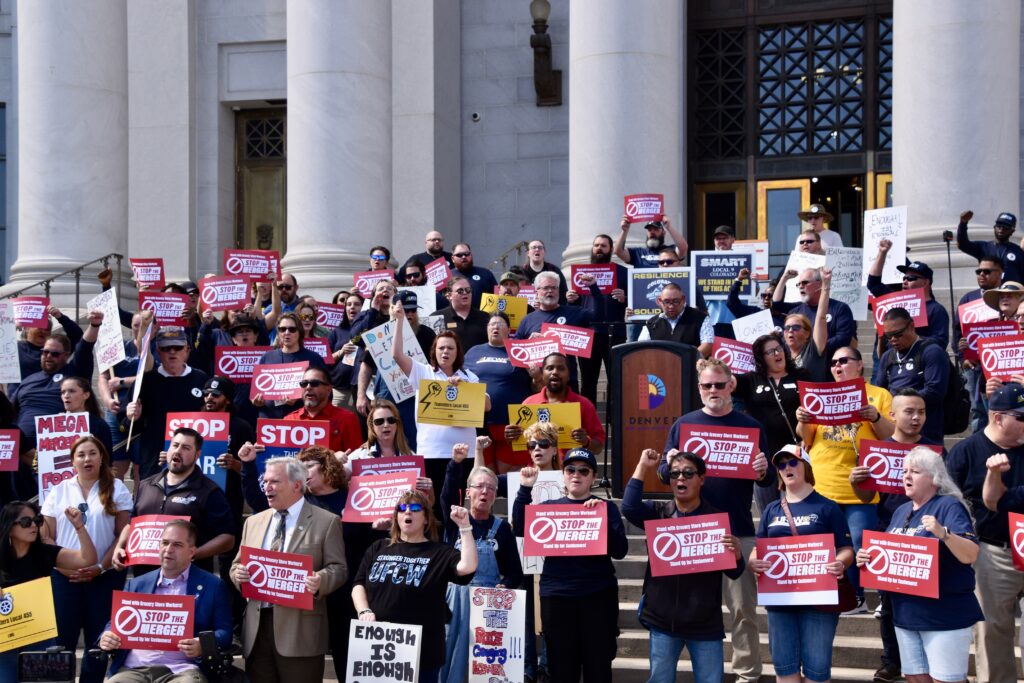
[490,241,528,272]
[0,253,124,313]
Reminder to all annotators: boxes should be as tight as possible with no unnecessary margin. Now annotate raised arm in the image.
[389,302,413,376]
[613,215,633,264]
[812,268,830,355]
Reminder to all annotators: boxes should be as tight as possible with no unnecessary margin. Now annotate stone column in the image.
[564,0,684,265]
[283,0,392,295]
[8,0,128,294]
[892,1,1020,292]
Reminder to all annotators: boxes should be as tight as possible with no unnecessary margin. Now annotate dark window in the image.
[877,15,893,150]
[244,115,286,160]
[694,28,746,160]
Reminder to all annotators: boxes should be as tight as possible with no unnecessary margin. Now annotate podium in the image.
[610,340,700,497]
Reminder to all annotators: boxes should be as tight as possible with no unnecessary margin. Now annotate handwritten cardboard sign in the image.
[35,412,90,504]
[862,206,908,285]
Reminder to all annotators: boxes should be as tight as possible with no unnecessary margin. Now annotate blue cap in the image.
[995,212,1018,229]
[897,261,934,281]
[989,383,1024,412]
[562,448,598,470]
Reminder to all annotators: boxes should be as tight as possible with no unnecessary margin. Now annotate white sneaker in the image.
[873,603,883,619]
[842,596,868,616]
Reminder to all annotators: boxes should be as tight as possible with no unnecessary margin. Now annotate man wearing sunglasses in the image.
[866,245,951,352]
[659,357,773,683]
[773,266,856,360]
[956,208,1023,283]
[952,257,1004,432]
[614,213,688,268]
[436,274,489,350]
[450,242,497,309]
[285,367,362,452]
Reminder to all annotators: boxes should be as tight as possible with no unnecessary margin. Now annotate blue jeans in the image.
[839,503,877,596]
[966,365,989,433]
[647,626,723,683]
[767,608,839,682]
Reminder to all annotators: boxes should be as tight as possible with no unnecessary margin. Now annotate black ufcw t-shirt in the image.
[354,539,472,668]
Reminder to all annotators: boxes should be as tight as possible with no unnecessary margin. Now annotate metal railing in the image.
[0,253,124,312]
[491,240,528,272]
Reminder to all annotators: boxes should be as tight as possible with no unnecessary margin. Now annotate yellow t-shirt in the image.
[808,383,892,505]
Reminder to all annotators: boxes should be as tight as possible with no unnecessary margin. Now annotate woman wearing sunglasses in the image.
[0,500,97,679]
[512,448,629,682]
[797,345,894,614]
[469,423,561,499]
[352,490,477,683]
[40,435,131,683]
[749,445,854,683]
[297,300,329,340]
[253,311,326,418]
[328,289,364,408]
[780,268,833,382]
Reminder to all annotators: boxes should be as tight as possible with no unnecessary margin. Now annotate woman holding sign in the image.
[253,311,327,418]
[749,446,853,683]
[856,447,981,683]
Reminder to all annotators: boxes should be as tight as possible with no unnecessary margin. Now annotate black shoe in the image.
[873,663,901,682]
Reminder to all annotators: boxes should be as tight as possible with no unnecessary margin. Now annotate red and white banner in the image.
[541,323,594,358]
[645,513,736,577]
[129,258,165,290]
[256,419,331,464]
[522,504,608,557]
[504,337,563,369]
[0,429,19,472]
[124,515,191,566]
[712,337,755,374]
[138,292,190,327]
[962,320,1020,362]
[1010,512,1024,572]
[857,440,943,495]
[860,530,939,598]
[755,534,838,606]
[569,264,617,295]
[223,248,281,281]
[623,193,664,223]
[304,337,334,365]
[11,296,49,329]
[199,275,250,312]
[351,455,426,478]
[165,412,229,442]
[353,270,396,298]
[978,334,1024,381]
[425,257,452,291]
[214,346,272,383]
[677,424,761,479]
[958,298,1000,327]
[871,289,929,334]
[316,302,347,329]
[239,546,313,610]
[798,378,867,426]
[36,412,90,504]
[250,362,308,401]
[341,472,419,523]
[111,591,195,651]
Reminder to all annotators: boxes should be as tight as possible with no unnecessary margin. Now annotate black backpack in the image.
[881,340,970,435]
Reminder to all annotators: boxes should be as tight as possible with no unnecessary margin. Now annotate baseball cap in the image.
[394,290,420,311]
[644,221,664,230]
[772,444,811,465]
[180,280,199,294]
[203,376,236,400]
[499,271,524,285]
[562,448,598,471]
[989,383,1024,412]
[897,261,934,280]
[995,212,1018,229]
[228,315,260,335]
[713,225,735,237]
[155,328,188,349]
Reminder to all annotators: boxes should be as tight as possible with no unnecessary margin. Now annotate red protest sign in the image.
[958,298,999,327]
[239,546,313,610]
[798,378,867,426]
[111,591,195,651]
[304,337,334,365]
[353,270,396,299]
[316,302,346,328]
[214,346,273,383]
[712,337,755,374]
[678,425,761,479]
[978,334,1024,381]
[124,515,191,565]
[755,534,838,606]
[504,337,563,369]
[570,264,617,295]
[962,320,1020,362]
[341,472,419,523]
[250,362,309,401]
[872,290,929,334]
[857,440,943,495]
[860,530,939,598]
[623,193,665,223]
[256,419,331,461]
[129,258,165,290]
[199,275,250,312]
[223,249,281,281]
[1010,512,1024,571]
[165,412,229,442]
[541,323,594,358]
[0,429,20,472]
[138,292,190,327]
[351,455,426,478]
[425,258,452,291]
[645,513,736,577]
[11,296,49,329]
[522,504,608,557]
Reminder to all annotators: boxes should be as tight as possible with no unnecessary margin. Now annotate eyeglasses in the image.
[277,284,294,291]
[372,416,398,426]
[427,237,443,242]
[160,345,186,353]
[527,439,553,450]
[15,515,44,529]
[776,458,803,470]
[453,253,471,259]
[405,271,424,279]
[453,288,472,295]
[370,254,388,261]
[698,381,728,390]
[396,503,424,512]
[277,326,298,333]
[760,292,774,299]
[798,239,819,246]
[298,379,327,388]
[657,259,678,266]
[667,469,699,480]
[529,245,544,251]
[902,275,922,283]
[659,298,683,306]
[40,349,66,357]
[976,268,997,275]
[1001,412,1024,423]
[564,465,592,476]
[536,285,558,292]
[796,280,817,288]
[469,483,498,492]
[831,356,856,366]
[763,346,784,357]
[885,324,911,340]
[298,313,315,321]
[783,324,804,332]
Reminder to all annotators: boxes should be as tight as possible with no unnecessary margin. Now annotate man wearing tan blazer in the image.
[230,456,347,682]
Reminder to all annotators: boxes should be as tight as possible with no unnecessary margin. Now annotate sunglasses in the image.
[796,280,817,288]
[763,346,784,357]
[453,288,472,295]
[15,515,44,528]
[277,284,294,291]
[776,458,803,470]
[831,356,856,366]
[885,325,911,340]
[160,345,186,353]
[760,292,774,299]
[657,259,678,266]
[453,253,471,259]
[76,502,88,525]
[699,381,728,390]
[564,465,592,476]
[667,469,699,480]
[527,439,553,450]
[372,416,398,426]
[370,254,388,261]
[902,275,922,282]
[397,503,424,512]
[405,271,424,279]
[798,239,819,246]
[783,324,804,332]
[976,268,997,275]
[298,313,315,321]
[1001,412,1024,423]
[40,349,66,357]
[298,379,327,388]
[277,326,298,333]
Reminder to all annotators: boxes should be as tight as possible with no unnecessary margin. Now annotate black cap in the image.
[643,221,664,230]
[996,212,1018,229]
[228,315,260,335]
[897,261,934,280]
[394,290,420,311]
[180,280,199,294]
[562,448,598,470]
[713,225,735,237]
[203,376,236,400]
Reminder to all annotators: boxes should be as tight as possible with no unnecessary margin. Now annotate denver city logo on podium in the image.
[638,374,667,410]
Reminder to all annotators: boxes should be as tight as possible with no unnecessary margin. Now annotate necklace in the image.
[894,339,919,367]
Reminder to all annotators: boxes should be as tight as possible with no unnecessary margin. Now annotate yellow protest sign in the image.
[417,380,487,428]
[0,576,58,653]
[480,294,528,331]
[507,403,582,450]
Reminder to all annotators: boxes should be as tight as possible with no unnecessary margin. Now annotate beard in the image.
[590,251,611,264]
[645,236,664,250]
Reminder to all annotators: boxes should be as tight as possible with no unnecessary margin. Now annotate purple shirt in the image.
[123,567,195,673]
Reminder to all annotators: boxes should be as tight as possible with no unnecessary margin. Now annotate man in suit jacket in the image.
[230,456,347,682]
[99,520,233,682]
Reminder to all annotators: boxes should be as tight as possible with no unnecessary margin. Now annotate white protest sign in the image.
[362,320,428,403]
[396,285,437,317]
[0,301,21,384]
[733,241,770,285]
[862,206,908,285]
[346,620,421,683]
[783,252,827,303]
[36,412,90,505]
[87,288,126,373]
[468,587,527,683]
[732,309,776,344]
[508,470,564,574]
[826,246,869,321]
[422,315,446,336]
